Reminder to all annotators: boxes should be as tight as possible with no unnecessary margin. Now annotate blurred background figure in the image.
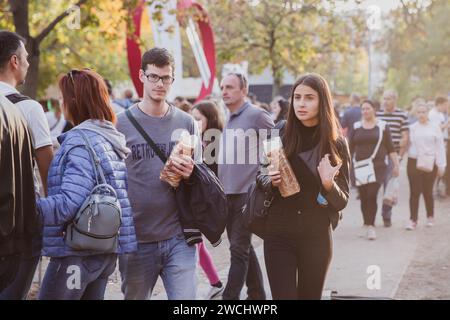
[269,95,284,119]
[173,96,186,108]
[408,97,426,125]
[177,100,193,114]
[115,89,135,109]
[40,98,72,151]
[258,102,271,113]
[104,78,125,114]
[334,100,343,125]
[247,92,258,105]
[429,96,449,133]
[428,96,450,198]
[270,97,288,124]
[341,92,362,138]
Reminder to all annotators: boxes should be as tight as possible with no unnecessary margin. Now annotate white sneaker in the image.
[359,225,369,237]
[426,217,434,227]
[367,226,376,240]
[205,285,224,300]
[405,220,417,231]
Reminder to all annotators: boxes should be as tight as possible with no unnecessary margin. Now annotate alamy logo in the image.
[66,265,81,290]
[366,5,381,30]
[66,5,81,30]
[366,265,381,290]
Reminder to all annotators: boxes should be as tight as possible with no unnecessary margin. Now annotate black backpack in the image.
[242,181,274,239]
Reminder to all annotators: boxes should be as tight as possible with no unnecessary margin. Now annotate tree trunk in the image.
[23,38,40,98]
[9,0,29,37]
[9,0,89,98]
[268,29,282,99]
[8,0,39,98]
[271,65,282,99]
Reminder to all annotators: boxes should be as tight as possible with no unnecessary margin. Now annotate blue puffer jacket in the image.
[37,128,138,257]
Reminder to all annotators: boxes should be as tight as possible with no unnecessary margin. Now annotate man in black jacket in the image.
[0,94,37,292]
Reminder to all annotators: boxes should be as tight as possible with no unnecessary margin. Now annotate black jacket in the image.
[176,163,227,247]
[0,95,38,256]
[257,133,350,230]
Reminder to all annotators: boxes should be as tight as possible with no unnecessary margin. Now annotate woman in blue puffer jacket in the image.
[37,69,137,300]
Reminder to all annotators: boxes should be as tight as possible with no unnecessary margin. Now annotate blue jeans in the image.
[0,255,40,300]
[223,194,265,300]
[118,233,197,300]
[382,158,394,221]
[38,254,117,300]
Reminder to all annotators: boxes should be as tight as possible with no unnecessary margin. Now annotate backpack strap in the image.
[5,93,32,104]
[125,108,168,164]
[76,130,107,185]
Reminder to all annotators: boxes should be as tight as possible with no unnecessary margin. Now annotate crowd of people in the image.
[341,91,449,240]
[1,28,449,300]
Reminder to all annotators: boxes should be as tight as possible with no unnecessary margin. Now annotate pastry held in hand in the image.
[160,132,194,188]
[263,137,300,197]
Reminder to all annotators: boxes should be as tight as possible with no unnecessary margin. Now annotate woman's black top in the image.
[349,122,395,183]
[257,122,351,229]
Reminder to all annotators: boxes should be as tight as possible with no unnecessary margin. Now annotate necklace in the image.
[138,102,170,118]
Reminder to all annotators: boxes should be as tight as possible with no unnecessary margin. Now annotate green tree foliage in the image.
[0,0,147,98]
[385,0,449,107]
[205,0,365,98]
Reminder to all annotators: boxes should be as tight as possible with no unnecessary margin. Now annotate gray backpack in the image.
[64,130,122,252]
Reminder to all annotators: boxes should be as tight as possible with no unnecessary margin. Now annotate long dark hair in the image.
[275,98,289,123]
[283,73,343,165]
[193,100,224,134]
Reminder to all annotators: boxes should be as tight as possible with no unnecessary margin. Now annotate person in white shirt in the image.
[428,96,450,198]
[42,98,69,150]
[0,30,53,300]
[406,103,446,230]
[433,96,450,196]
[428,97,449,134]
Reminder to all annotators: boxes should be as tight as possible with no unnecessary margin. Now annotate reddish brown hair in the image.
[59,69,116,125]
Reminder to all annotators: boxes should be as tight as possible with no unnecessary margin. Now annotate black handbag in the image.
[242,120,286,239]
[242,181,274,239]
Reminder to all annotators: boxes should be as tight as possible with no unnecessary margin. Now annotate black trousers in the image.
[263,208,332,300]
[407,158,437,222]
[0,254,20,292]
[358,182,381,226]
[223,194,265,300]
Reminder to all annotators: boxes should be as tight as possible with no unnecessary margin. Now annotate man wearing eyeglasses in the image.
[117,47,202,300]
[0,30,53,300]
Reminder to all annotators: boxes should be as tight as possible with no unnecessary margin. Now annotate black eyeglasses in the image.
[144,72,174,85]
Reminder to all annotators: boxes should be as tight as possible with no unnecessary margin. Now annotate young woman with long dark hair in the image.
[257,73,350,299]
